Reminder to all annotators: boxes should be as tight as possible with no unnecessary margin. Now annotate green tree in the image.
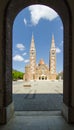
[12,70,24,80]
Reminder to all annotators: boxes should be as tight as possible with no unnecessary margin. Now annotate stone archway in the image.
[44,76,47,80]
[1,0,73,124]
[40,75,47,80]
[42,76,44,80]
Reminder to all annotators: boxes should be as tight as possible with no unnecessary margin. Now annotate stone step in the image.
[15,111,61,116]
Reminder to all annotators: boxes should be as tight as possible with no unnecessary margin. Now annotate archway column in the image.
[70,3,74,122]
[62,19,74,123]
[0,0,14,124]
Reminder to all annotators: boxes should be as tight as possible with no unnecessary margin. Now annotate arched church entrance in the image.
[42,76,44,80]
[39,77,41,80]
[44,76,47,80]
[0,0,73,124]
[40,75,47,80]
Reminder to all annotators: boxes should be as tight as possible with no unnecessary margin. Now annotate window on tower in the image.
[52,51,55,55]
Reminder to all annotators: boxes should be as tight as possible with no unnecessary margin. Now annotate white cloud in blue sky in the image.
[13,54,29,63]
[56,47,61,53]
[22,52,27,56]
[24,18,27,25]
[24,59,29,63]
[29,5,58,25]
[16,43,25,51]
[13,54,24,62]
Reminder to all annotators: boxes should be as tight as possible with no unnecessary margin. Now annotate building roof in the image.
[39,59,45,65]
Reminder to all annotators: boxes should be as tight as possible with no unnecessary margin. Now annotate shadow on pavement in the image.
[13,93,63,111]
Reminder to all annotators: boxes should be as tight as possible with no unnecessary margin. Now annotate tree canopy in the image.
[12,70,24,80]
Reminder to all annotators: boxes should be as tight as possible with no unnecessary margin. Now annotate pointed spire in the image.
[51,34,55,49]
[30,34,36,50]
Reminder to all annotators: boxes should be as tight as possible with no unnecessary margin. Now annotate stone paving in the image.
[12,80,63,111]
[1,80,74,130]
[1,112,74,130]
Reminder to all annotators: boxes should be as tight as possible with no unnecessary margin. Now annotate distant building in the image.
[23,34,56,81]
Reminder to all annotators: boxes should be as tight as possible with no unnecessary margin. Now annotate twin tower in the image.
[24,34,56,81]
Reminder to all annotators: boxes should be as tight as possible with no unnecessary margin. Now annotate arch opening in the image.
[12,4,63,112]
[1,0,72,124]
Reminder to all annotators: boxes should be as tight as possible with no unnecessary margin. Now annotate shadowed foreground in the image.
[13,80,63,111]
[0,112,74,130]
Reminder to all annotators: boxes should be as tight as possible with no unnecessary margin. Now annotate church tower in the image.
[30,34,36,79]
[49,35,56,79]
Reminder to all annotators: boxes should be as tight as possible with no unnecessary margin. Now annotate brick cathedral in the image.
[23,34,57,81]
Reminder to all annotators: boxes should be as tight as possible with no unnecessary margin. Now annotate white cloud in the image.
[22,52,27,56]
[24,18,27,25]
[29,5,58,25]
[24,59,29,63]
[13,55,24,62]
[56,47,61,53]
[16,43,25,51]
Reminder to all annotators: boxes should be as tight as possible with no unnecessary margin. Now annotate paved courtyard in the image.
[12,80,63,111]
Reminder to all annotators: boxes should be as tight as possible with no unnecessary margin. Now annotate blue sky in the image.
[12,5,63,73]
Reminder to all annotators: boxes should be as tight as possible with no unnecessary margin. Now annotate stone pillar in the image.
[67,0,74,123]
[0,0,14,124]
[62,3,74,122]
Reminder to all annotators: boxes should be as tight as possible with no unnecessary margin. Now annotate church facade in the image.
[23,35,57,81]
